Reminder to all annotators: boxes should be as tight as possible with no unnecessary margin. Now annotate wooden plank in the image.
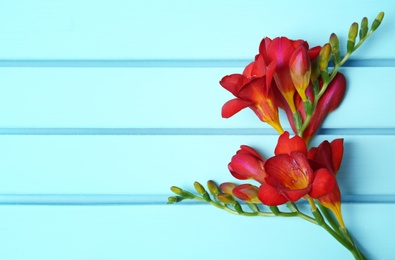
[0,0,392,60]
[0,204,393,259]
[0,135,393,195]
[0,67,393,128]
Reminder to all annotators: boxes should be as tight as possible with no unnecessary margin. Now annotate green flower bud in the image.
[360,17,369,39]
[348,22,359,41]
[318,43,331,71]
[194,181,206,194]
[329,33,340,64]
[371,12,384,31]
[207,180,221,196]
[329,33,339,52]
[347,23,358,53]
[194,181,211,201]
[170,186,194,199]
[167,196,184,204]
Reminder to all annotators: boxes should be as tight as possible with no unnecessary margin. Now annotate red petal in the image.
[221,98,252,118]
[258,183,288,206]
[236,145,264,161]
[243,54,266,78]
[309,168,336,198]
[220,74,247,95]
[308,46,322,60]
[275,132,307,155]
[264,153,312,189]
[330,139,344,174]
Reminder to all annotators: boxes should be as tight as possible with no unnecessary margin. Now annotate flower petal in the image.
[330,139,344,174]
[275,132,307,155]
[258,183,288,206]
[221,98,252,118]
[309,168,336,198]
[236,145,264,160]
[220,74,248,95]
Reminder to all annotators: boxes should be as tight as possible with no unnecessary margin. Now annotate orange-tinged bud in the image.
[219,182,237,194]
[289,46,311,101]
[232,184,261,204]
[217,193,237,205]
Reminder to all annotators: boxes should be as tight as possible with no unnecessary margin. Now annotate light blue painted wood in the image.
[0,67,393,128]
[0,0,393,259]
[0,204,394,260]
[0,135,393,196]
[0,0,392,60]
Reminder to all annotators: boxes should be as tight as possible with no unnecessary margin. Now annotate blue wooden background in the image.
[0,1,394,259]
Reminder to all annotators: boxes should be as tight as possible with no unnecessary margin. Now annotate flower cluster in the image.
[228,132,345,227]
[169,12,384,260]
[220,36,346,144]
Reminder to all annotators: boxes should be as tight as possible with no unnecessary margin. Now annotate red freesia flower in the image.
[228,145,266,184]
[220,54,284,133]
[259,37,321,113]
[258,132,336,206]
[308,139,345,227]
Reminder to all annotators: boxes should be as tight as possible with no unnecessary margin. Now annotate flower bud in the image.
[318,44,331,71]
[371,12,384,31]
[194,181,211,201]
[329,33,340,64]
[217,193,237,205]
[289,46,311,101]
[207,180,221,195]
[167,196,184,204]
[232,184,261,203]
[170,186,195,199]
[219,182,237,194]
[359,17,369,39]
[347,23,359,52]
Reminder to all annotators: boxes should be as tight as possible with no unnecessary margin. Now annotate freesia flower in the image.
[228,145,266,184]
[258,132,336,206]
[220,54,284,133]
[259,37,321,113]
[308,139,345,227]
[289,46,312,102]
